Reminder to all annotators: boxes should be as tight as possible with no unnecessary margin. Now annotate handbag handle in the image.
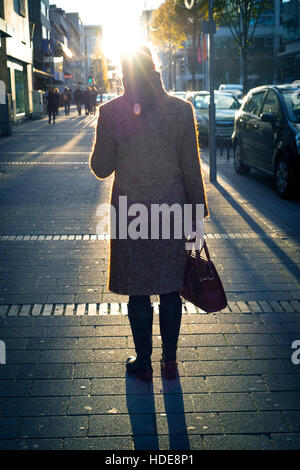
[187,240,211,261]
[202,240,211,261]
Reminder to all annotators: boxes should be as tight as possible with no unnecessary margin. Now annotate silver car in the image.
[186,91,241,142]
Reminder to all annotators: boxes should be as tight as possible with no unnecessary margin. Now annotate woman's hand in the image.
[185,220,204,251]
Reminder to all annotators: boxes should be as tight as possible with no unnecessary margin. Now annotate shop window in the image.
[13,0,20,14]
[41,1,47,17]
[15,69,25,115]
[20,0,26,16]
[42,25,48,40]
[14,0,26,17]
[0,0,4,19]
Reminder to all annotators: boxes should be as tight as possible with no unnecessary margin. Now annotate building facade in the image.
[0,1,92,131]
[179,0,282,91]
[65,12,85,88]
[45,6,85,91]
[48,5,72,88]
[83,25,103,86]
[148,0,298,92]
[3,0,33,122]
[0,0,12,134]
[0,0,10,95]
[28,0,53,90]
[278,0,300,81]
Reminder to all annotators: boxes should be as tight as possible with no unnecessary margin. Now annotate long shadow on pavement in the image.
[212,180,300,284]
[161,376,190,450]
[126,373,159,450]
[126,372,189,450]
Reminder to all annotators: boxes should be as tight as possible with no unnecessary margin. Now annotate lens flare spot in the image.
[133,103,141,115]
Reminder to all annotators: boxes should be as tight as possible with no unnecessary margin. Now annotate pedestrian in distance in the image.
[62,87,71,116]
[83,87,91,116]
[47,88,56,124]
[74,86,83,115]
[90,46,209,382]
[90,87,98,115]
[54,88,60,116]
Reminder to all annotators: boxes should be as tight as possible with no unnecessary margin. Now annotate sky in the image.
[51,0,163,60]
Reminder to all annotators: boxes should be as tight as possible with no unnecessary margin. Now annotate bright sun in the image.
[101,4,144,64]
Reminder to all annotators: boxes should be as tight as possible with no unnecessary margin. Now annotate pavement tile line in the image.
[0,300,299,317]
[0,162,88,165]
[0,152,90,155]
[0,232,289,241]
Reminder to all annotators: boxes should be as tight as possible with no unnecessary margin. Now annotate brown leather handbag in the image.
[180,241,227,313]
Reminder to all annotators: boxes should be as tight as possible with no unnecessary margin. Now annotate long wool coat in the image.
[90,72,208,296]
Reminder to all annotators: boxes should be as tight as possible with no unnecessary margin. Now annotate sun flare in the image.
[101,4,144,64]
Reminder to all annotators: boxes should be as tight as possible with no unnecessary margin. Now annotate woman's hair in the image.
[121,46,156,115]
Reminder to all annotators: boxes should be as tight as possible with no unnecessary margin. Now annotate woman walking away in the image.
[47,88,56,124]
[90,46,208,382]
[74,87,83,115]
[83,87,91,115]
[62,87,71,116]
[91,87,98,115]
[54,88,60,116]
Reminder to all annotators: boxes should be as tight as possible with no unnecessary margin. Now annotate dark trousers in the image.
[48,111,55,123]
[128,291,182,362]
[76,103,82,115]
[64,103,70,115]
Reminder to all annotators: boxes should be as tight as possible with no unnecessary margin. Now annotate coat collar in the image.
[151,71,166,97]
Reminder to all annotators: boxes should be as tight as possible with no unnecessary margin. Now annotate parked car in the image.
[170,91,187,100]
[232,84,300,198]
[186,91,240,142]
[97,93,116,104]
[219,84,243,101]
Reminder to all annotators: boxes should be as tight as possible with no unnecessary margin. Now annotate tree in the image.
[150,0,273,93]
[150,0,187,89]
[220,0,273,94]
[150,0,223,90]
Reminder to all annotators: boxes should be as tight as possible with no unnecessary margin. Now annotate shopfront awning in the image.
[33,68,54,78]
[0,18,12,38]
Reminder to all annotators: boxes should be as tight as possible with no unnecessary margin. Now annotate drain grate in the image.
[0,300,299,317]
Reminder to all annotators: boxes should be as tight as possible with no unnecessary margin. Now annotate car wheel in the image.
[234,142,250,175]
[275,154,293,199]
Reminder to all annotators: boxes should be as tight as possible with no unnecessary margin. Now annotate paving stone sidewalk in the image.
[1,311,300,450]
[0,113,300,450]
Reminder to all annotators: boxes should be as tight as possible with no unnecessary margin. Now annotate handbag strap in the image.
[202,240,211,260]
[188,240,211,261]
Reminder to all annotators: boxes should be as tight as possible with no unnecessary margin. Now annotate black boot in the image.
[159,292,182,379]
[126,296,153,382]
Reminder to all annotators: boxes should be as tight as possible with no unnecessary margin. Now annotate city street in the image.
[0,108,300,450]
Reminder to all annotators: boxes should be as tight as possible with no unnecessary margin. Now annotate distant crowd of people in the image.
[46,86,100,124]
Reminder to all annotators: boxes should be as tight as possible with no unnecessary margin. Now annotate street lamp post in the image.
[208,0,216,182]
[184,0,217,182]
